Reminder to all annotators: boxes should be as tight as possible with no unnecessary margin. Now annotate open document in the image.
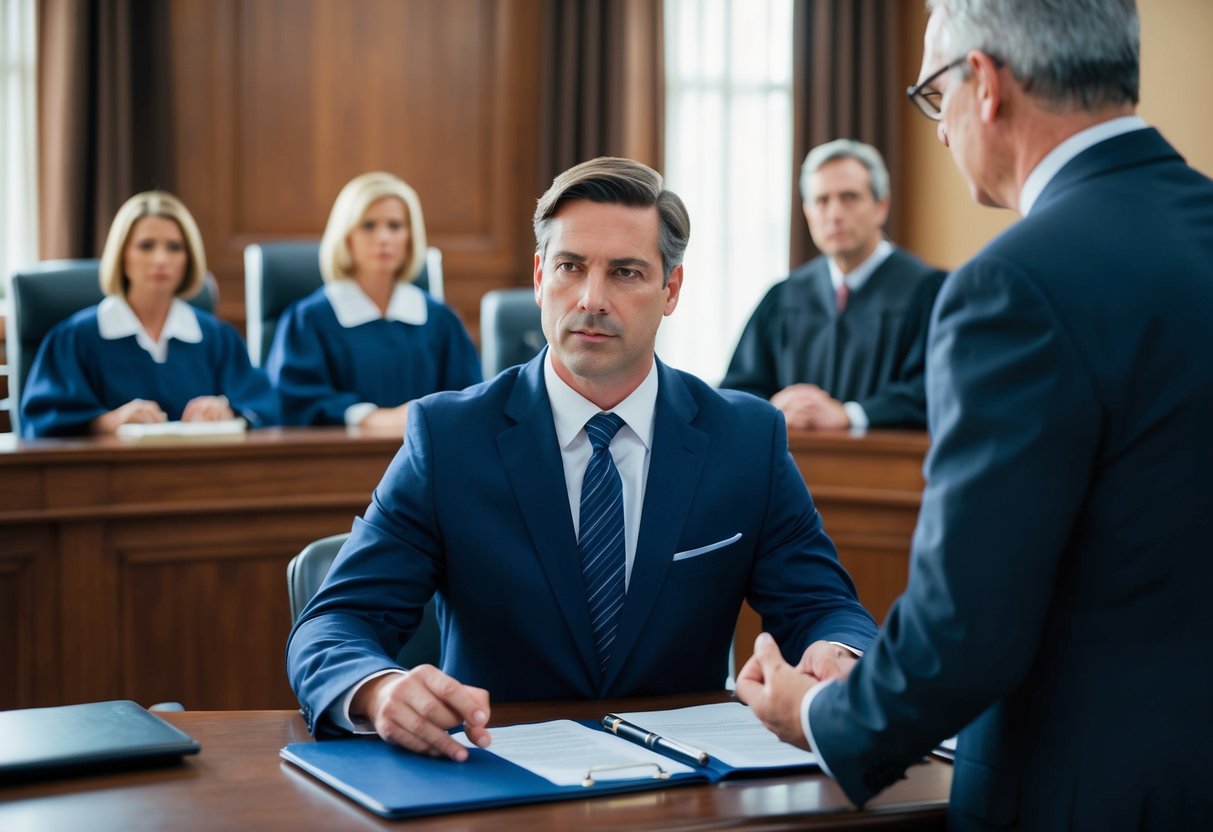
[453,719,694,786]
[613,701,817,769]
[453,701,815,787]
[116,418,247,441]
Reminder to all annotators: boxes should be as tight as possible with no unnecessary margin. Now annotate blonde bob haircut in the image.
[319,171,427,284]
[99,191,208,298]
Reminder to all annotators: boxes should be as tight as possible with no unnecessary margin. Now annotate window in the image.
[1,0,39,295]
[659,0,793,384]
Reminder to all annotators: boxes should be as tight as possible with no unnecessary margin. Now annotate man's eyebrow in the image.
[608,257,653,269]
[551,250,587,262]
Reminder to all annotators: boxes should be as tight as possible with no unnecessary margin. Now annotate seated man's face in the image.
[802,158,889,271]
[534,198,682,407]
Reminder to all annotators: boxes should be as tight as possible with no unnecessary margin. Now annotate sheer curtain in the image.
[1,0,38,288]
[659,0,793,384]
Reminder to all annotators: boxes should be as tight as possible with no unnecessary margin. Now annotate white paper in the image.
[453,719,693,787]
[116,418,247,440]
[614,701,817,769]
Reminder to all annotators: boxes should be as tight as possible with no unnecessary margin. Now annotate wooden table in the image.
[0,693,950,830]
[0,428,928,712]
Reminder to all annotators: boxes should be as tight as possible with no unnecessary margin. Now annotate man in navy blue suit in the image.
[287,157,877,760]
[738,1,1213,828]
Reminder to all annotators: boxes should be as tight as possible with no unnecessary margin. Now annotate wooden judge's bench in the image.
[0,427,928,712]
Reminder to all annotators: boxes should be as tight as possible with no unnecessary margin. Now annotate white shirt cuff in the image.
[329,668,408,733]
[843,401,869,429]
[800,679,838,779]
[344,402,377,427]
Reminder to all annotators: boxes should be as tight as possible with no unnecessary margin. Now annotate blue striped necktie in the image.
[579,412,627,674]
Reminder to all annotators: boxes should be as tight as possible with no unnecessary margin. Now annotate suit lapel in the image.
[602,362,708,690]
[498,354,600,683]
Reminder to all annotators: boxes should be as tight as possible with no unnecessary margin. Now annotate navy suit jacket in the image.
[288,353,876,734]
[809,128,1213,829]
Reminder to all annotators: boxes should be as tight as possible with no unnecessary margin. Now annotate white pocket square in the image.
[672,532,743,562]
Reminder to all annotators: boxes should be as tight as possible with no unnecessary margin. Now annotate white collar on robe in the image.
[97,295,202,364]
[828,238,894,294]
[323,280,428,328]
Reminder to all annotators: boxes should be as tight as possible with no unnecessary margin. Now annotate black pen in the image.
[602,714,710,766]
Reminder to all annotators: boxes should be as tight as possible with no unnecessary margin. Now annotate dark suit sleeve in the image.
[286,401,444,735]
[808,258,1101,805]
[720,286,782,398]
[745,408,878,657]
[853,269,946,428]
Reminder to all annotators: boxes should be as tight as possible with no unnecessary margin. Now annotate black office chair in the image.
[286,532,442,668]
[5,259,217,437]
[479,287,546,378]
[243,241,445,367]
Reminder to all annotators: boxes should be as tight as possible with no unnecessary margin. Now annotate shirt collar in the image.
[544,351,658,452]
[828,238,894,293]
[1019,115,1148,216]
[98,295,202,363]
[324,280,428,328]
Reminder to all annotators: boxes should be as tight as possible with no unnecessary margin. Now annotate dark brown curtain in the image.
[790,0,906,268]
[537,0,664,194]
[38,0,174,260]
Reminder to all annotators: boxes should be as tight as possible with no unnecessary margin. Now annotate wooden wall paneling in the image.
[113,507,371,710]
[167,0,544,339]
[56,521,120,705]
[0,525,58,709]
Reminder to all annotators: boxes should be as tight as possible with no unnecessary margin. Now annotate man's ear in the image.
[532,252,543,306]
[970,50,1003,123]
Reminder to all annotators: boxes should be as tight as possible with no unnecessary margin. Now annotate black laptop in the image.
[0,700,200,781]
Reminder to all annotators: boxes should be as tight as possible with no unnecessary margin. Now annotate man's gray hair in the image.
[534,157,690,287]
[928,0,1139,111]
[800,139,890,203]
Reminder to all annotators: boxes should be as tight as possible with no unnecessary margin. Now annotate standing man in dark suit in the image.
[287,157,877,760]
[738,1,1213,828]
[721,139,944,429]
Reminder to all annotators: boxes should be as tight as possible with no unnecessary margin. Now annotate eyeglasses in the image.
[906,54,1004,121]
[905,55,968,121]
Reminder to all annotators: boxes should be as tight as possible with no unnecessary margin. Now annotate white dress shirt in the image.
[1018,115,1147,216]
[543,351,657,588]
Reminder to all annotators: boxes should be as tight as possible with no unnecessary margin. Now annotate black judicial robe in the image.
[721,248,945,428]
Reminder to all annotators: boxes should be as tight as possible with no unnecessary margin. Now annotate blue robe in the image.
[21,305,278,438]
[266,286,483,426]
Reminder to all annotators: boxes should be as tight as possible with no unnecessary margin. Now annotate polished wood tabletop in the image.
[0,692,949,830]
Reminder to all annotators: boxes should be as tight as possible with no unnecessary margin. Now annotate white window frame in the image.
[659,0,794,385]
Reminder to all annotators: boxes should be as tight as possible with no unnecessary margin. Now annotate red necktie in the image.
[836,282,850,313]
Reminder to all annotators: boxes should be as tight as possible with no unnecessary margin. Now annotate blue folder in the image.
[280,719,814,819]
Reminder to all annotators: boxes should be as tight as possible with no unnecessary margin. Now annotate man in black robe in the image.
[722,140,944,429]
